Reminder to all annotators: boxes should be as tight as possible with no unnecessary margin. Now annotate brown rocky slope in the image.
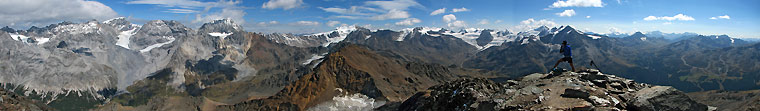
[688,90,760,111]
[216,44,482,110]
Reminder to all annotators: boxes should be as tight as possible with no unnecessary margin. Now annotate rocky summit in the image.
[396,69,710,111]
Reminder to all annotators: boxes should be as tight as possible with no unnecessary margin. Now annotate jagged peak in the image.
[199,18,243,33]
[103,17,127,24]
[534,25,550,32]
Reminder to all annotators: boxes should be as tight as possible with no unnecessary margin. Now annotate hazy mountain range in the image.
[1,18,758,110]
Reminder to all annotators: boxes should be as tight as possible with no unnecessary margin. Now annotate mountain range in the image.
[1,18,759,110]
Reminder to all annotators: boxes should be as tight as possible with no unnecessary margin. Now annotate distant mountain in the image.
[645,31,699,40]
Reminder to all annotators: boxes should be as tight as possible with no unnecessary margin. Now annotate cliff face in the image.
[216,44,480,110]
[397,69,710,111]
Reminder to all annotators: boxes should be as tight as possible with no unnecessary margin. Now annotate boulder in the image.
[629,86,708,111]
[562,88,590,98]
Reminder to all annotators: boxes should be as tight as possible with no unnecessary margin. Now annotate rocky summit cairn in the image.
[397,69,710,111]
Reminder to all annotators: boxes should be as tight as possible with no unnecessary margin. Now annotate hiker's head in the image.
[562,41,567,45]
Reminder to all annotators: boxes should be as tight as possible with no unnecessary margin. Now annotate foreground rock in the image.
[0,87,51,111]
[397,70,709,111]
[688,90,760,111]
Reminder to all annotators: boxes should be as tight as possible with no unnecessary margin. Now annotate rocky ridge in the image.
[397,69,710,111]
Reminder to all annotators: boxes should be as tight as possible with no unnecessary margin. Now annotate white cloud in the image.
[556,9,576,17]
[292,21,320,26]
[642,14,695,21]
[478,19,489,25]
[395,18,421,26]
[320,6,369,15]
[710,15,730,20]
[586,16,591,18]
[257,21,280,26]
[371,9,410,20]
[262,0,304,10]
[331,16,360,19]
[643,16,658,21]
[128,0,247,26]
[663,22,672,25]
[719,15,730,19]
[365,0,422,11]
[512,18,558,32]
[451,7,470,13]
[442,14,457,23]
[127,0,239,13]
[447,20,466,28]
[430,8,446,15]
[549,0,604,8]
[193,8,246,24]
[323,0,421,20]
[608,27,624,34]
[0,0,118,28]
[165,9,199,13]
[327,21,341,27]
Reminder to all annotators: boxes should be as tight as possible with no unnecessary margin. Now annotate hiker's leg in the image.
[553,59,562,69]
[568,58,575,72]
[570,63,576,72]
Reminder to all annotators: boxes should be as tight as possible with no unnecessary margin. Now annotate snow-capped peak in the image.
[103,17,126,24]
[205,18,242,31]
[311,25,360,47]
[52,20,100,34]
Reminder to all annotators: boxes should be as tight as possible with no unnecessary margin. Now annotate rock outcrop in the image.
[397,69,709,111]
[0,87,51,111]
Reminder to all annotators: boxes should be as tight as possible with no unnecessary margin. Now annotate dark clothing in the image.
[561,45,572,57]
[560,57,573,63]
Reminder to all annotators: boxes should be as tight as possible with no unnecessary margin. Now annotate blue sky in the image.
[1,0,758,38]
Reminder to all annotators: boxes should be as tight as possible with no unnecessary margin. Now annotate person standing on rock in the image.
[552,41,575,72]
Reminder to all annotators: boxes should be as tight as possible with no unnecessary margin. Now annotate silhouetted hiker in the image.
[552,41,575,72]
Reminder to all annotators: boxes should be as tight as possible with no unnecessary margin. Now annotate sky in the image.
[0,0,758,38]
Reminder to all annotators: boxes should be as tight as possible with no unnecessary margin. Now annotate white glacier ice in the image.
[139,36,176,53]
[587,35,602,39]
[209,32,234,40]
[116,28,138,49]
[308,89,386,111]
[8,33,29,42]
[36,37,50,45]
[302,53,327,65]
[311,26,358,47]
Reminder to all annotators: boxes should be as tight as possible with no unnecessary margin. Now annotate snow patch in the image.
[302,53,327,65]
[103,17,125,24]
[311,26,358,47]
[209,32,233,40]
[116,28,138,49]
[8,33,29,42]
[587,35,602,39]
[397,27,444,41]
[640,37,647,41]
[139,36,175,53]
[53,21,99,34]
[308,90,386,111]
[730,38,735,43]
[36,38,50,45]
[521,38,531,45]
